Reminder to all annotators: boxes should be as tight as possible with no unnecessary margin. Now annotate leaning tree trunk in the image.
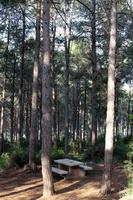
[41,0,54,197]
[29,0,41,169]
[101,0,117,195]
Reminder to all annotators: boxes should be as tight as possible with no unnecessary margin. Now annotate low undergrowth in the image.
[0,136,133,171]
[120,140,133,200]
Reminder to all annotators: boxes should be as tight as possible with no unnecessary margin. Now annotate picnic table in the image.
[54,158,92,178]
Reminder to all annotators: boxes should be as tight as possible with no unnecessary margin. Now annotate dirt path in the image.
[0,164,127,200]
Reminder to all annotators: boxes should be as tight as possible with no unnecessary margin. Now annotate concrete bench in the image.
[52,167,68,176]
[80,165,93,171]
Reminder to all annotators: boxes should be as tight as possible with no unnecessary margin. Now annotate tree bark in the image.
[25,82,31,141]
[101,0,117,194]
[76,80,81,140]
[10,55,16,143]
[41,0,54,197]
[131,103,133,137]
[57,98,60,140]
[18,0,26,141]
[83,81,87,143]
[72,79,80,141]
[91,0,97,145]
[51,14,57,145]
[29,0,41,169]
[115,79,120,137]
[64,0,72,155]
[0,17,10,154]
[127,95,131,137]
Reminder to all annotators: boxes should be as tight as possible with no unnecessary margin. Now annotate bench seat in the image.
[80,165,93,171]
[52,167,68,176]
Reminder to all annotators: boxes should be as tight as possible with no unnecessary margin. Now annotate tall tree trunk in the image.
[25,91,29,141]
[76,80,81,140]
[127,95,131,137]
[51,14,57,145]
[72,80,79,140]
[79,99,83,151]
[26,82,31,141]
[83,81,87,143]
[18,0,26,141]
[131,103,133,137]
[38,68,42,142]
[10,55,16,143]
[0,17,10,154]
[101,0,117,194]
[72,92,76,141]
[29,0,41,169]
[115,80,120,137]
[52,85,57,144]
[38,90,42,141]
[57,98,60,140]
[0,62,7,154]
[91,0,97,145]
[64,0,72,155]
[41,0,54,197]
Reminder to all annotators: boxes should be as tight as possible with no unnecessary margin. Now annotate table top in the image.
[54,158,83,167]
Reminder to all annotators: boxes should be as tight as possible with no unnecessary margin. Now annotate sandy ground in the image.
[0,164,128,200]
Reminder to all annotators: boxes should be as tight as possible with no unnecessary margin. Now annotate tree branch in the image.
[51,1,68,27]
[76,0,92,14]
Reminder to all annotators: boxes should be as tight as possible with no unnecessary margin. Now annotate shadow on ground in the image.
[0,164,128,200]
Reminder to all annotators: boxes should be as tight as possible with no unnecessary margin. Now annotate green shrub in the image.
[82,135,105,162]
[123,136,133,144]
[0,153,13,170]
[56,138,65,149]
[35,145,65,164]
[51,145,65,161]
[96,134,105,144]
[82,135,132,163]
[114,138,133,162]
[19,138,29,149]
[121,140,133,200]
[0,142,29,170]
[69,139,81,155]
[3,139,12,152]
[82,143,93,161]
[114,141,129,161]
[122,160,133,200]
[35,150,41,165]
[127,141,133,162]
[10,145,29,166]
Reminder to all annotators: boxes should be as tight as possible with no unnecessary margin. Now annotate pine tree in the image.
[29,0,41,170]
[101,0,117,194]
[41,0,54,197]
